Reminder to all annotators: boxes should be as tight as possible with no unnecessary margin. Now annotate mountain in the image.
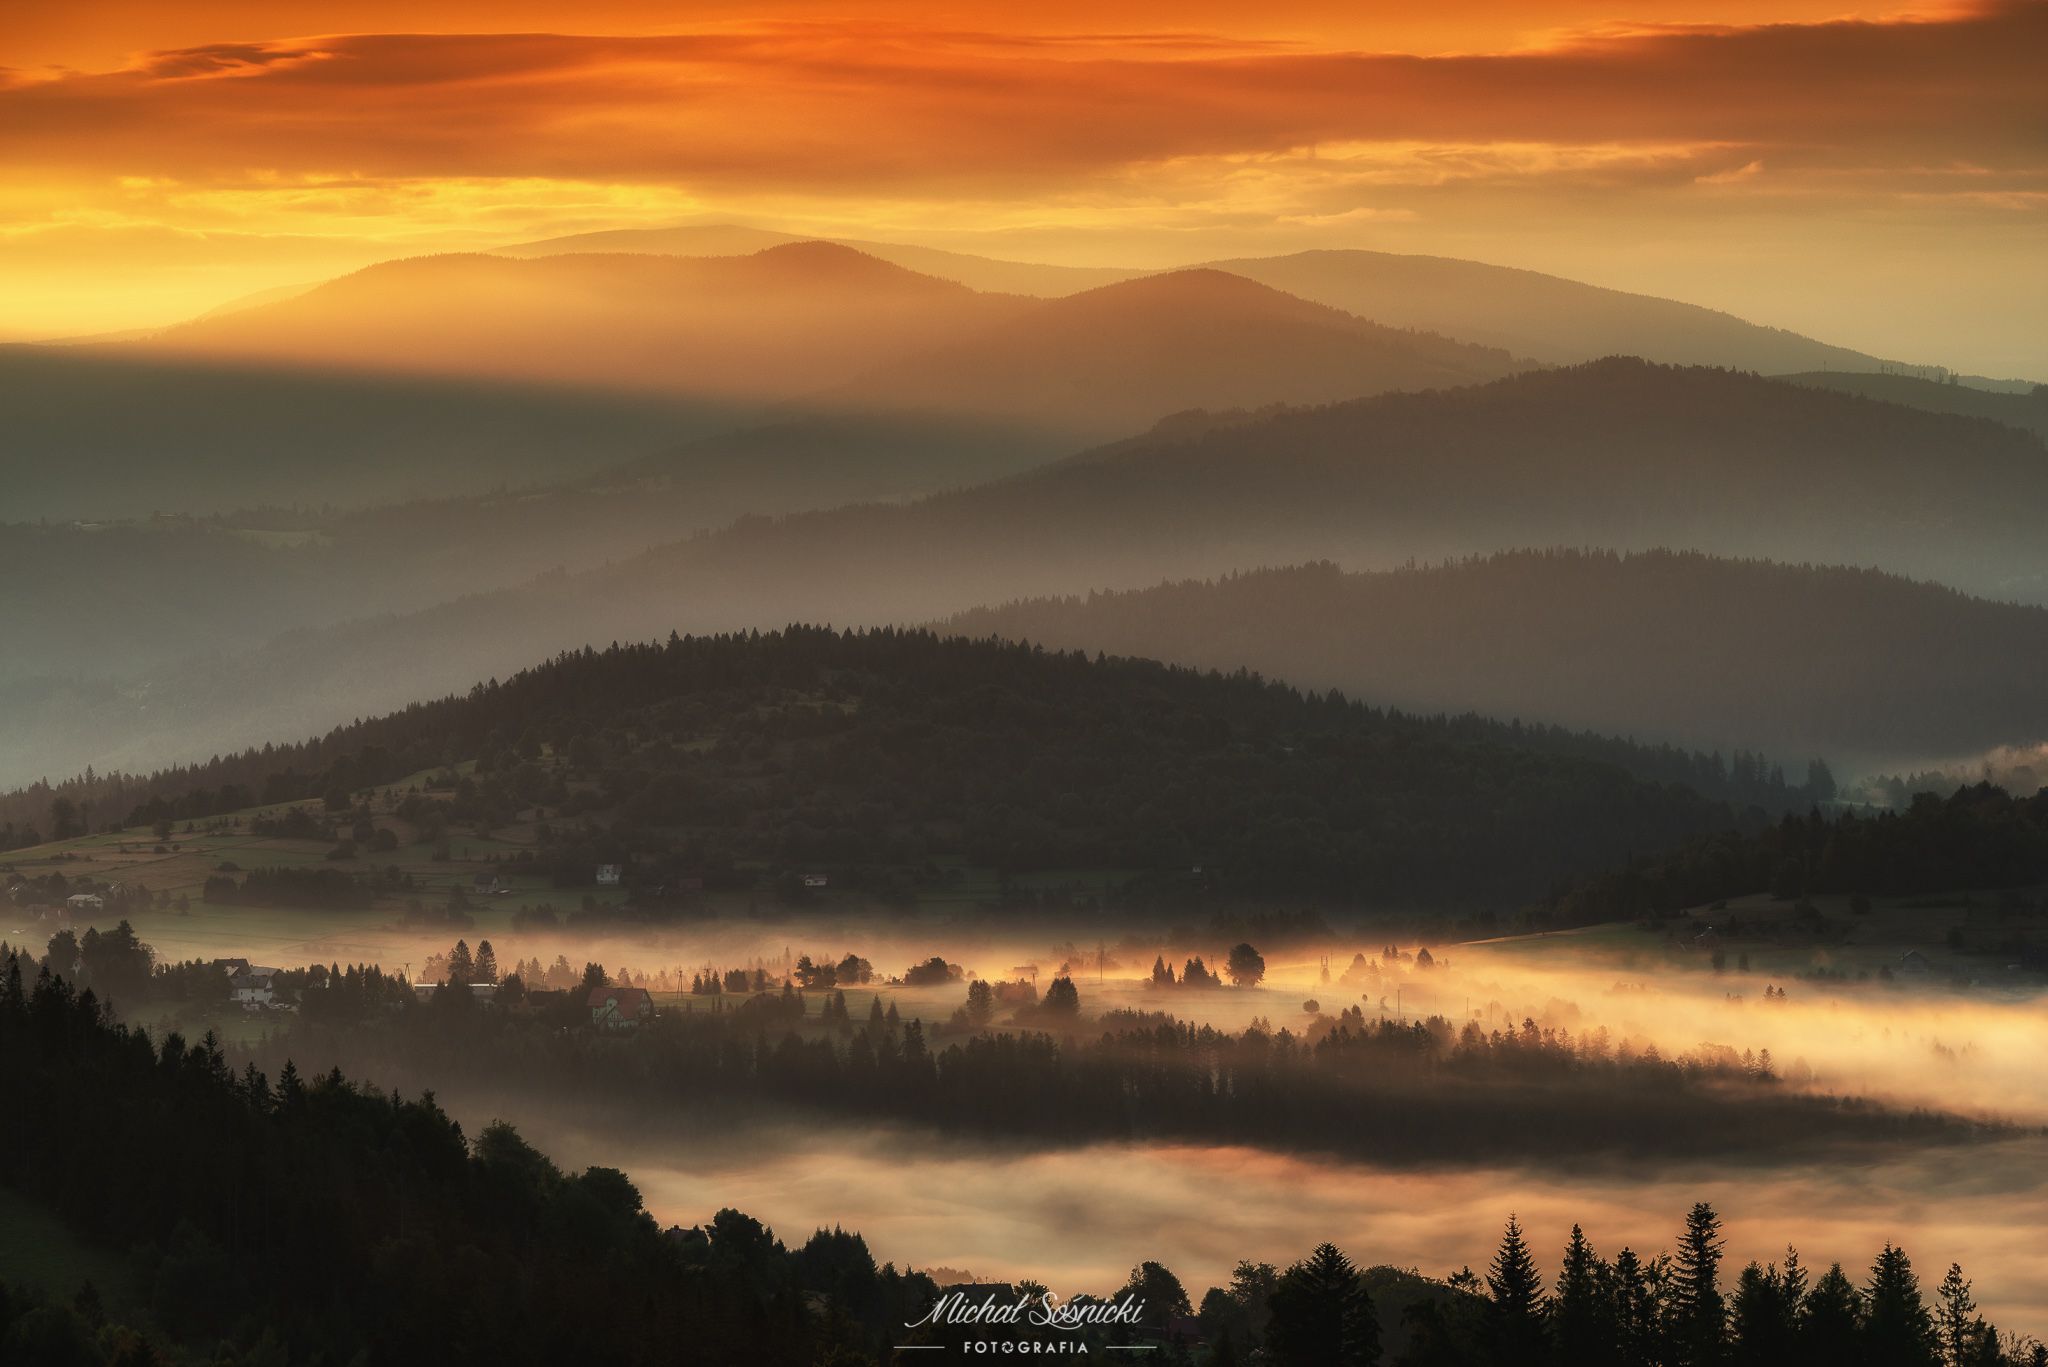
[500,226,1915,377]
[2,628,1773,906]
[0,346,719,520]
[145,242,1030,399]
[1778,371,2048,441]
[500,223,1136,296]
[944,553,2048,771]
[1197,249,1895,372]
[16,361,2048,784]
[843,268,1525,437]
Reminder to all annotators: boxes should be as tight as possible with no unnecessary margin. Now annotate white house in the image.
[229,965,280,1008]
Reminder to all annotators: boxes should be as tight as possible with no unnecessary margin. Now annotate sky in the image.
[3,1,2043,375]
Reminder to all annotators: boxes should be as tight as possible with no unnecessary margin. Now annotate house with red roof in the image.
[588,984,655,1030]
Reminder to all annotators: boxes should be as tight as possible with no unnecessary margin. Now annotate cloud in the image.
[0,6,2038,196]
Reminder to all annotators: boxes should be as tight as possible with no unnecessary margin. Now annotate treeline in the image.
[6,628,1783,905]
[267,992,1999,1168]
[1538,784,2048,926]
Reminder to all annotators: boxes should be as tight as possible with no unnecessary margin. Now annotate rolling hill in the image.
[498,224,1922,378]
[944,552,2048,770]
[146,242,1029,399]
[14,361,2048,785]
[0,627,1778,906]
[842,268,1524,436]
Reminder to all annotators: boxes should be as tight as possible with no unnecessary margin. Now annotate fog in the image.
[500,1111,2048,1335]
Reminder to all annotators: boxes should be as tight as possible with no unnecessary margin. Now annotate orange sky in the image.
[3,1,2043,374]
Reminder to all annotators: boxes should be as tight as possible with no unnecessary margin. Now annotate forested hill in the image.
[944,552,2048,770]
[2,629,1803,906]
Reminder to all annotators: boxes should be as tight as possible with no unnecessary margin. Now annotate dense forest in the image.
[945,552,2048,769]
[1537,784,2048,928]
[3,951,2040,1365]
[0,629,1799,906]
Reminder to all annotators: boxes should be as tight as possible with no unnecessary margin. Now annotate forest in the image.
[2,949,2039,1366]
[1538,783,2048,928]
[0,628,1816,906]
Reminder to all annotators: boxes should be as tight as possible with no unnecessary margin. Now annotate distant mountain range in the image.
[945,552,2048,771]
[12,360,2047,785]
[505,224,1931,376]
[5,245,1524,520]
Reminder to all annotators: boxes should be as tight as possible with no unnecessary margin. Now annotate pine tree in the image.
[473,939,498,984]
[1265,1243,1378,1367]
[1551,1223,1613,1367]
[1800,1264,1863,1367]
[447,939,473,985]
[1731,1262,1797,1367]
[1610,1247,1660,1367]
[1486,1215,1547,1362]
[1671,1202,1728,1365]
[1863,1244,1940,1367]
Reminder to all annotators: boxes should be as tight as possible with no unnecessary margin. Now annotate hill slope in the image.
[1203,249,1894,372]
[945,553,2048,770]
[1,628,1773,906]
[1778,371,2048,441]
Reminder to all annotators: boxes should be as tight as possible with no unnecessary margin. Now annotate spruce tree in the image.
[1265,1243,1378,1367]
[1801,1263,1864,1367]
[1671,1202,1728,1365]
[1485,1215,1547,1362]
[1551,1224,1613,1367]
[1863,1244,1940,1367]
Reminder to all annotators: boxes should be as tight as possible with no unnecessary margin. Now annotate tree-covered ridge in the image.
[3,628,1777,905]
[943,550,2048,768]
[1539,783,2048,927]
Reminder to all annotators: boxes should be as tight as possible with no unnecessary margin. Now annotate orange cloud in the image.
[1,7,2039,192]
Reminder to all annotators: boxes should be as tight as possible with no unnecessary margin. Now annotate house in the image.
[471,872,512,895]
[1898,949,1933,976]
[595,864,623,886]
[588,984,655,1030]
[801,874,829,889]
[229,965,280,1008]
[66,893,104,913]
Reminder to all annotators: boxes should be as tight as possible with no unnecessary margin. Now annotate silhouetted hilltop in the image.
[2,628,1777,905]
[147,243,1025,398]
[945,552,2048,769]
[501,222,1136,295]
[847,268,1524,435]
